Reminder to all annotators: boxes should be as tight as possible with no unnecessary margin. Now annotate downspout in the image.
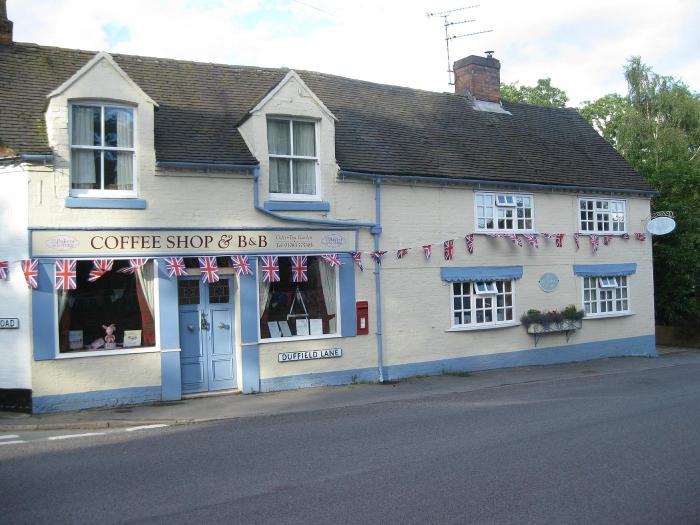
[251,166,385,383]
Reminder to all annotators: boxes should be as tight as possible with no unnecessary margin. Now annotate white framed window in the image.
[267,117,320,200]
[578,198,626,234]
[582,275,629,316]
[451,280,515,327]
[258,256,340,341]
[475,192,534,232]
[70,103,136,197]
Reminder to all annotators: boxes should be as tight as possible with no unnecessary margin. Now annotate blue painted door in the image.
[178,277,236,393]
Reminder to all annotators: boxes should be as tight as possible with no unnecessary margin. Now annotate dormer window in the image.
[267,117,319,199]
[70,103,135,196]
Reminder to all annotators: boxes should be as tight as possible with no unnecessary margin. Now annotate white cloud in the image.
[8,0,700,106]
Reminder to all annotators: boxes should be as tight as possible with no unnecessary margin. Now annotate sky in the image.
[8,0,700,106]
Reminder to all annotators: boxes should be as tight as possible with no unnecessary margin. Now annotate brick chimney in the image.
[0,0,13,46]
[453,52,500,103]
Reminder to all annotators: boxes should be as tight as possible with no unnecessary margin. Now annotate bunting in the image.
[88,259,114,282]
[21,260,39,289]
[351,252,364,272]
[555,233,565,248]
[321,254,343,268]
[422,244,432,260]
[523,233,539,248]
[590,234,600,254]
[371,251,387,265]
[0,261,8,280]
[54,259,77,290]
[443,240,454,260]
[197,256,220,283]
[508,234,523,247]
[291,256,308,282]
[574,233,580,251]
[603,235,613,246]
[396,248,409,259]
[260,256,280,282]
[118,258,148,274]
[231,255,253,276]
[622,233,630,240]
[164,257,187,278]
[464,234,474,254]
[634,233,647,241]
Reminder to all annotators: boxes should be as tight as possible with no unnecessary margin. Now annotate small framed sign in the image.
[69,330,83,350]
[538,272,559,293]
[0,318,19,329]
[123,330,142,348]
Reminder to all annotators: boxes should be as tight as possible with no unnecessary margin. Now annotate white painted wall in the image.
[0,163,31,390]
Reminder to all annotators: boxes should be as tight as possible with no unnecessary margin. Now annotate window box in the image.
[520,306,584,346]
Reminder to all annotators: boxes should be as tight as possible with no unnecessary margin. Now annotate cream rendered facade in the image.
[22,53,655,412]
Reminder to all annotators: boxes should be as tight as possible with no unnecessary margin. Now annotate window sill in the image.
[584,312,634,320]
[259,333,342,344]
[263,200,330,212]
[65,197,147,209]
[475,231,536,235]
[55,347,160,359]
[446,321,520,332]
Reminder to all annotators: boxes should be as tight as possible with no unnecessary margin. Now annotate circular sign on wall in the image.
[539,272,559,293]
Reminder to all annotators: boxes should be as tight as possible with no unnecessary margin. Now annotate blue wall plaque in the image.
[538,272,559,293]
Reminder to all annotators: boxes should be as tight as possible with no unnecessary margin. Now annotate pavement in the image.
[1,345,698,432]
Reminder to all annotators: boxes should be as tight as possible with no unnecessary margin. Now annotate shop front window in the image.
[57,260,156,353]
[259,256,338,340]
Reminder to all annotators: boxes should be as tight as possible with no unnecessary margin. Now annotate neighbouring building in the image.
[0,3,656,413]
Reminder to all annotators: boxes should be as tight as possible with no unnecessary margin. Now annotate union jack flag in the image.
[351,252,364,272]
[603,235,613,246]
[0,261,8,280]
[231,255,253,277]
[21,260,39,289]
[422,244,432,260]
[321,254,343,268]
[634,233,647,241]
[396,248,409,259]
[443,240,454,260]
[574,233,580,251]
[622,233,630,240]
[88,259,113,282]
[54,259,77,290]
[590,234,600,254]
[198,256,220,283]
[291,256,308,282]
[464,234,474,254]
[555,233,565,248]
[541,232,554,239]
[523,233,539,248]
[509,234,523,247]
[260,256,280,282]
[371,251,387,265]
[118,258,148,274]
[164,257,187,278]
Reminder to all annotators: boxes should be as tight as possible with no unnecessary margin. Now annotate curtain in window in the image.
[318,262,337,333]
[71,106,96,188]
[258,275,271,318]
[292,121,315,156]
[269,159,291,193]
[116,109,134,190]
[267,120,290,155]
[293,160,316,194]
[135,262,155,346]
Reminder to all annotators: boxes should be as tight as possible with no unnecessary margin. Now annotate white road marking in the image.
[0,434,20,440]
[0,440,26,446]
[125,424,169,432]
[48,432,105,440]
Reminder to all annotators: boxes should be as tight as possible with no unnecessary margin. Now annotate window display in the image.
[57,260,155,353]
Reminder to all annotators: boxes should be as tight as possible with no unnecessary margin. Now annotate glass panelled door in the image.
[178,277,236,393]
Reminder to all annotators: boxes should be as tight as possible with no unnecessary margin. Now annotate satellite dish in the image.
[646,216,676,235]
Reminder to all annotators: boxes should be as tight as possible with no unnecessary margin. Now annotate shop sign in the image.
[0,318,19,329]
[31,229,356,257]
[278,348,342,363]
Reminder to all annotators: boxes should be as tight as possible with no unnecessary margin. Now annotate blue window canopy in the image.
[440,266,523,283]
[573,263,637,277]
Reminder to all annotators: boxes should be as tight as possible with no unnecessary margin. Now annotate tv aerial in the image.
[427,4,493,85]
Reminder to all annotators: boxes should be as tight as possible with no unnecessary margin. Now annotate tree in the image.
[579,57,700,326]
[500,78,569,108]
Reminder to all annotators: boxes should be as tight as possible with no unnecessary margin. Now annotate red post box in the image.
[356,300,369,335]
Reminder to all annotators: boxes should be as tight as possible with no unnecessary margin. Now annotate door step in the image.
[182,388,240,400]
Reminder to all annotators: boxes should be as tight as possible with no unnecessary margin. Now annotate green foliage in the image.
[500,78,569,108]
[578,57,700,326]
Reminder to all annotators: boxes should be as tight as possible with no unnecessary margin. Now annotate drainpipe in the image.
[251,166,385,383]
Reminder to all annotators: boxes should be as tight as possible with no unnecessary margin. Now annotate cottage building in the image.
[0,4,656,413]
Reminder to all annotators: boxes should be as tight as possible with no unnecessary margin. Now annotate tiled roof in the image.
[0,42,652,192]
